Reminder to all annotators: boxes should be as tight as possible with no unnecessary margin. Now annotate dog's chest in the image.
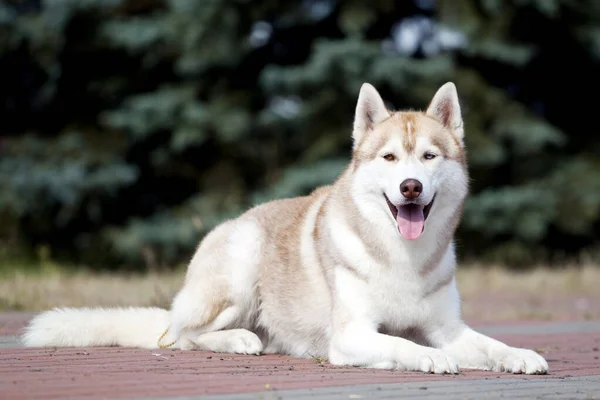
[367,269,437,331]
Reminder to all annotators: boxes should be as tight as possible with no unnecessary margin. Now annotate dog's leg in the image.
[163,219,264,355]
[173,303,264,354]
[434,324,548,374]
[169,299,264,355]
[425,284,548,374]
[328,266,459,373]
[328,324,459,373]
[182,329,263,355]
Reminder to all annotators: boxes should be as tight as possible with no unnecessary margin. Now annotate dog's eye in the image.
[383,153,396,162]
[423,152,437,160]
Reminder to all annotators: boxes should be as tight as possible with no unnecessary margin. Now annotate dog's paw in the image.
[419,350,460,374]
[182,329,264,355]
[491,347,548,375]
[225,330,264,355]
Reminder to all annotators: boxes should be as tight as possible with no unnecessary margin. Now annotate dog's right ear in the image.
[353,83,390,150]
[426,82,464,143]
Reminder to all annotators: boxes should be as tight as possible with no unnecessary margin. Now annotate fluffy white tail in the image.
[22,307,171,349]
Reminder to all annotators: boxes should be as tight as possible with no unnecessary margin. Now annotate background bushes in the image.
[1,0,599,269]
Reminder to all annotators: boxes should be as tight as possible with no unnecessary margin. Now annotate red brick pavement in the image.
[2,323,599,400]
[0,312,32,336]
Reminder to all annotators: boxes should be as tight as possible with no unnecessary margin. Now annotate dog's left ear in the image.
[426,82,464,143]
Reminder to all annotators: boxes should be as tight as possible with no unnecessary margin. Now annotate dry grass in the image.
[1,264,599,323]
[456,264,600,322]
[457,264,600,297]
[0,268,185,311]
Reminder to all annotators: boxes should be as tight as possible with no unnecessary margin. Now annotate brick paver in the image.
[1,315,599,400]
[196,376,600,400]
[0,312,33,336]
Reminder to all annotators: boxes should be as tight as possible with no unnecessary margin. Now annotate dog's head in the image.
[350,82,469,240]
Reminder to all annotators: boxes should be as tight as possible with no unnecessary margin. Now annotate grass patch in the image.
[456,264,600,322]
[457,263,600,297]
[0,266,185,311]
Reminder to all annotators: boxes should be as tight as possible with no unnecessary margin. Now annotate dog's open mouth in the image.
[384,194,435,240]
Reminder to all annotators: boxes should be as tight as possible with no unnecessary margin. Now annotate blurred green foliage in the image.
[0,0,599,269]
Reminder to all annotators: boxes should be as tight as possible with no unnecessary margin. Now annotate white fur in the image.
[22,82,548,376]
[22,307,170,348]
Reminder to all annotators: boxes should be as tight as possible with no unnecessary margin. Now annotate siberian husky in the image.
[23,82,548,374]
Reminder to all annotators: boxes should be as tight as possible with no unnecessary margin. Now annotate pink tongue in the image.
[396,204,425,240]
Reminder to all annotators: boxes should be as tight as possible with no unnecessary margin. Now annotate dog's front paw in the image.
[419,350,460,374]
[491,347,548,375]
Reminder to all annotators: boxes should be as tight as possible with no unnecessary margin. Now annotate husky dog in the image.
[23,82,548,375]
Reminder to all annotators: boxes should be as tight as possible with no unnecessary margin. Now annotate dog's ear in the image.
[426,82,464,143]
[353,83,390,150]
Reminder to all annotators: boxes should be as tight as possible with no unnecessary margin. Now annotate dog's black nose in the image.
[400,179,422,199]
